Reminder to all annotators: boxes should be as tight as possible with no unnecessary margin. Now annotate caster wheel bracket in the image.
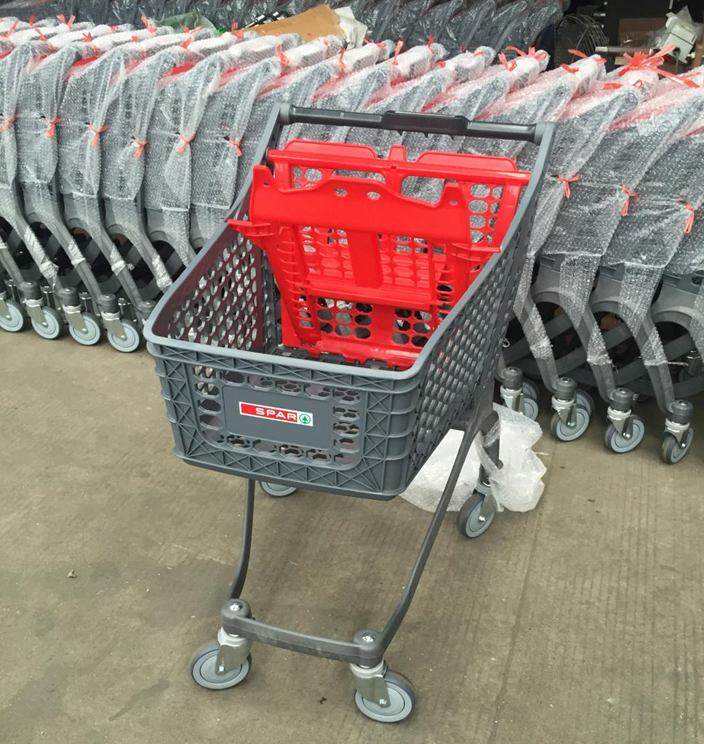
[62,304,88,334]
[216,626,252,674]
[351,660,390,707]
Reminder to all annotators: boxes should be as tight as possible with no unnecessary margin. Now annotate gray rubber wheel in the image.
[523,378,540,402]
[456,491,496,538]
[260,481,297,498]
[605,415,645,454]
[474,477,492,498]
[190,644,251,690]
[661,429,694,465]
[68,313,102,346]
[576,389,595,416]
[107,319,141,353]
[30,306,63,340]
[354,670,416,723]
[522,394,540,421]
[0,299,27,332]
[550,407,590,442]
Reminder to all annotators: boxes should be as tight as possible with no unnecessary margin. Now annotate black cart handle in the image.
[280,104,548,145]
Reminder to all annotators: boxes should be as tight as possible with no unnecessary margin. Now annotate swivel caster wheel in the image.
[260,481,297,498]
[550,406,590,442]
[522,378,540,402]
[522,393,540,422]
[30,306,63,340]
[68,313,103,346]
[354,670,416,723]
[456,491,496,538]
[190,644,252,690]
[661,429,694,465]
[0,299,27,333]
[605,415,645,454]
[575,389,595,417]
[107,319,141,353]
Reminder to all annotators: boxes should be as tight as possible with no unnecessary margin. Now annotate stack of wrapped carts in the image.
[0,14,700,465]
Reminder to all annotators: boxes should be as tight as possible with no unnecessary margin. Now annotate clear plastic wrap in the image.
[406,0,465,48]
[236,40,388,198]
[144,33,301,266]
[542,83,704,384]
[442,0,496,54]
[475,0,528,51]
[401,404,545,512]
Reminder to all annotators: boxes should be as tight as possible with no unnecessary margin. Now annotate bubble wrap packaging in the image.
[191,36,342,244]
[406,0,465,48]
[402,405,545,513]
[542,82,704,381]
[442,0,496,55]
[476,0,528,52]
[144,33,301,265]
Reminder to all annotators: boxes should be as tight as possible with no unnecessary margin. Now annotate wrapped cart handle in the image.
[280,103,549,144]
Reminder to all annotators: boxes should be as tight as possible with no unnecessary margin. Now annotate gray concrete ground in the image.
[1,331,703,744]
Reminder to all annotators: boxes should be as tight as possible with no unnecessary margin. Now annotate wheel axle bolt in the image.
[379,699,387,706]
[362,634,375,643]
[229,602,242,612]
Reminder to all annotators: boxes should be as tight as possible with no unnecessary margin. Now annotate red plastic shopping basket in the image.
[229,139,530,369]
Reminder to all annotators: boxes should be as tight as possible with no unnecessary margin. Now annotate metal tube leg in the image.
[226,479,256,602]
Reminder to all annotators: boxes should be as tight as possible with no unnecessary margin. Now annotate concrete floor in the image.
[1,331,703,744]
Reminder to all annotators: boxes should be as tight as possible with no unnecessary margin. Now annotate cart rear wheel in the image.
[68,313,102,346]
[354,670,416,723]
[190,644,251,690]
[523,378,540,402]
[550,407,590,442]
[661,429,693,465]
[456,491,496,538]
[31,306,63,340]
[576,389,595,417]
[260,481,297,498]
[605,416,645,454]
[0,299,27,332]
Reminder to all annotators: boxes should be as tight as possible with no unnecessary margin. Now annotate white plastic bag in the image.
[401,404,546,513]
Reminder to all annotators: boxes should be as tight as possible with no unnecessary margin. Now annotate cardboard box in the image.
[247,5,345,42]
[618,17,664,47]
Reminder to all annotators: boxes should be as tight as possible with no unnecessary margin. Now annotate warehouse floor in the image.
[1,332,703,744]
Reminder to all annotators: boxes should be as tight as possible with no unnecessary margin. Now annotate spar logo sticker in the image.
[239,402,314,427]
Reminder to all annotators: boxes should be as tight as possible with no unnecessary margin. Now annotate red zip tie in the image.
[180,37,192,49]
[228,139,242,156]
[142,14,157,33]
[392,39,403,65]
[620,185,639,216]
[498,52,516,72]
[0,114,15,132]
[505,46,548,62]
[28,14,36,26]
[83,32,92,43]
[131,35,140,43]
[561,63,578,74]
[1,19,17,38]
[111,25,119,31]
[177,134,194,154]
[230,22,238,34]
[603,82,622,90]
[338,47,345,71]
[88,124,107,146]
[234,30,245,39]
[46,117,62,138]
[36,27,49,43]
[568,48,606,64]
[276,44,289,66]
[179,23,190,33]
[57,14,75,28]
[132,136,147,159]
[435,60,446,67]
[684,202,695,234]
[558,175,579,199]
[427,34,433,48]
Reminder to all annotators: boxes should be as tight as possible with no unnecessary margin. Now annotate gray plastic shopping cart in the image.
[145,104,553,722]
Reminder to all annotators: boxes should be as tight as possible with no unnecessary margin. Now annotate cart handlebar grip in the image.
[280,104,547,145]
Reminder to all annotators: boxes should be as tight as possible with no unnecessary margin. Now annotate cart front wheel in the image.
[605,416,645,454]
[354,670,416,723]
[0,299,27,332]
[107,319,141,353]
[31,306,63,340]
[68,313,103,346]
[190,644,251,690]
[661,429,694,465]
[550,407,590,442]
[522,394,540,421]
[260,481,297,498]
[456,491,496,538]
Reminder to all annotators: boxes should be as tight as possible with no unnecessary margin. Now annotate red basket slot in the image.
[229,140,529,369]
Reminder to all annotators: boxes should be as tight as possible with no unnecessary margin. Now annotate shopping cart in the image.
[145,104,553,722]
